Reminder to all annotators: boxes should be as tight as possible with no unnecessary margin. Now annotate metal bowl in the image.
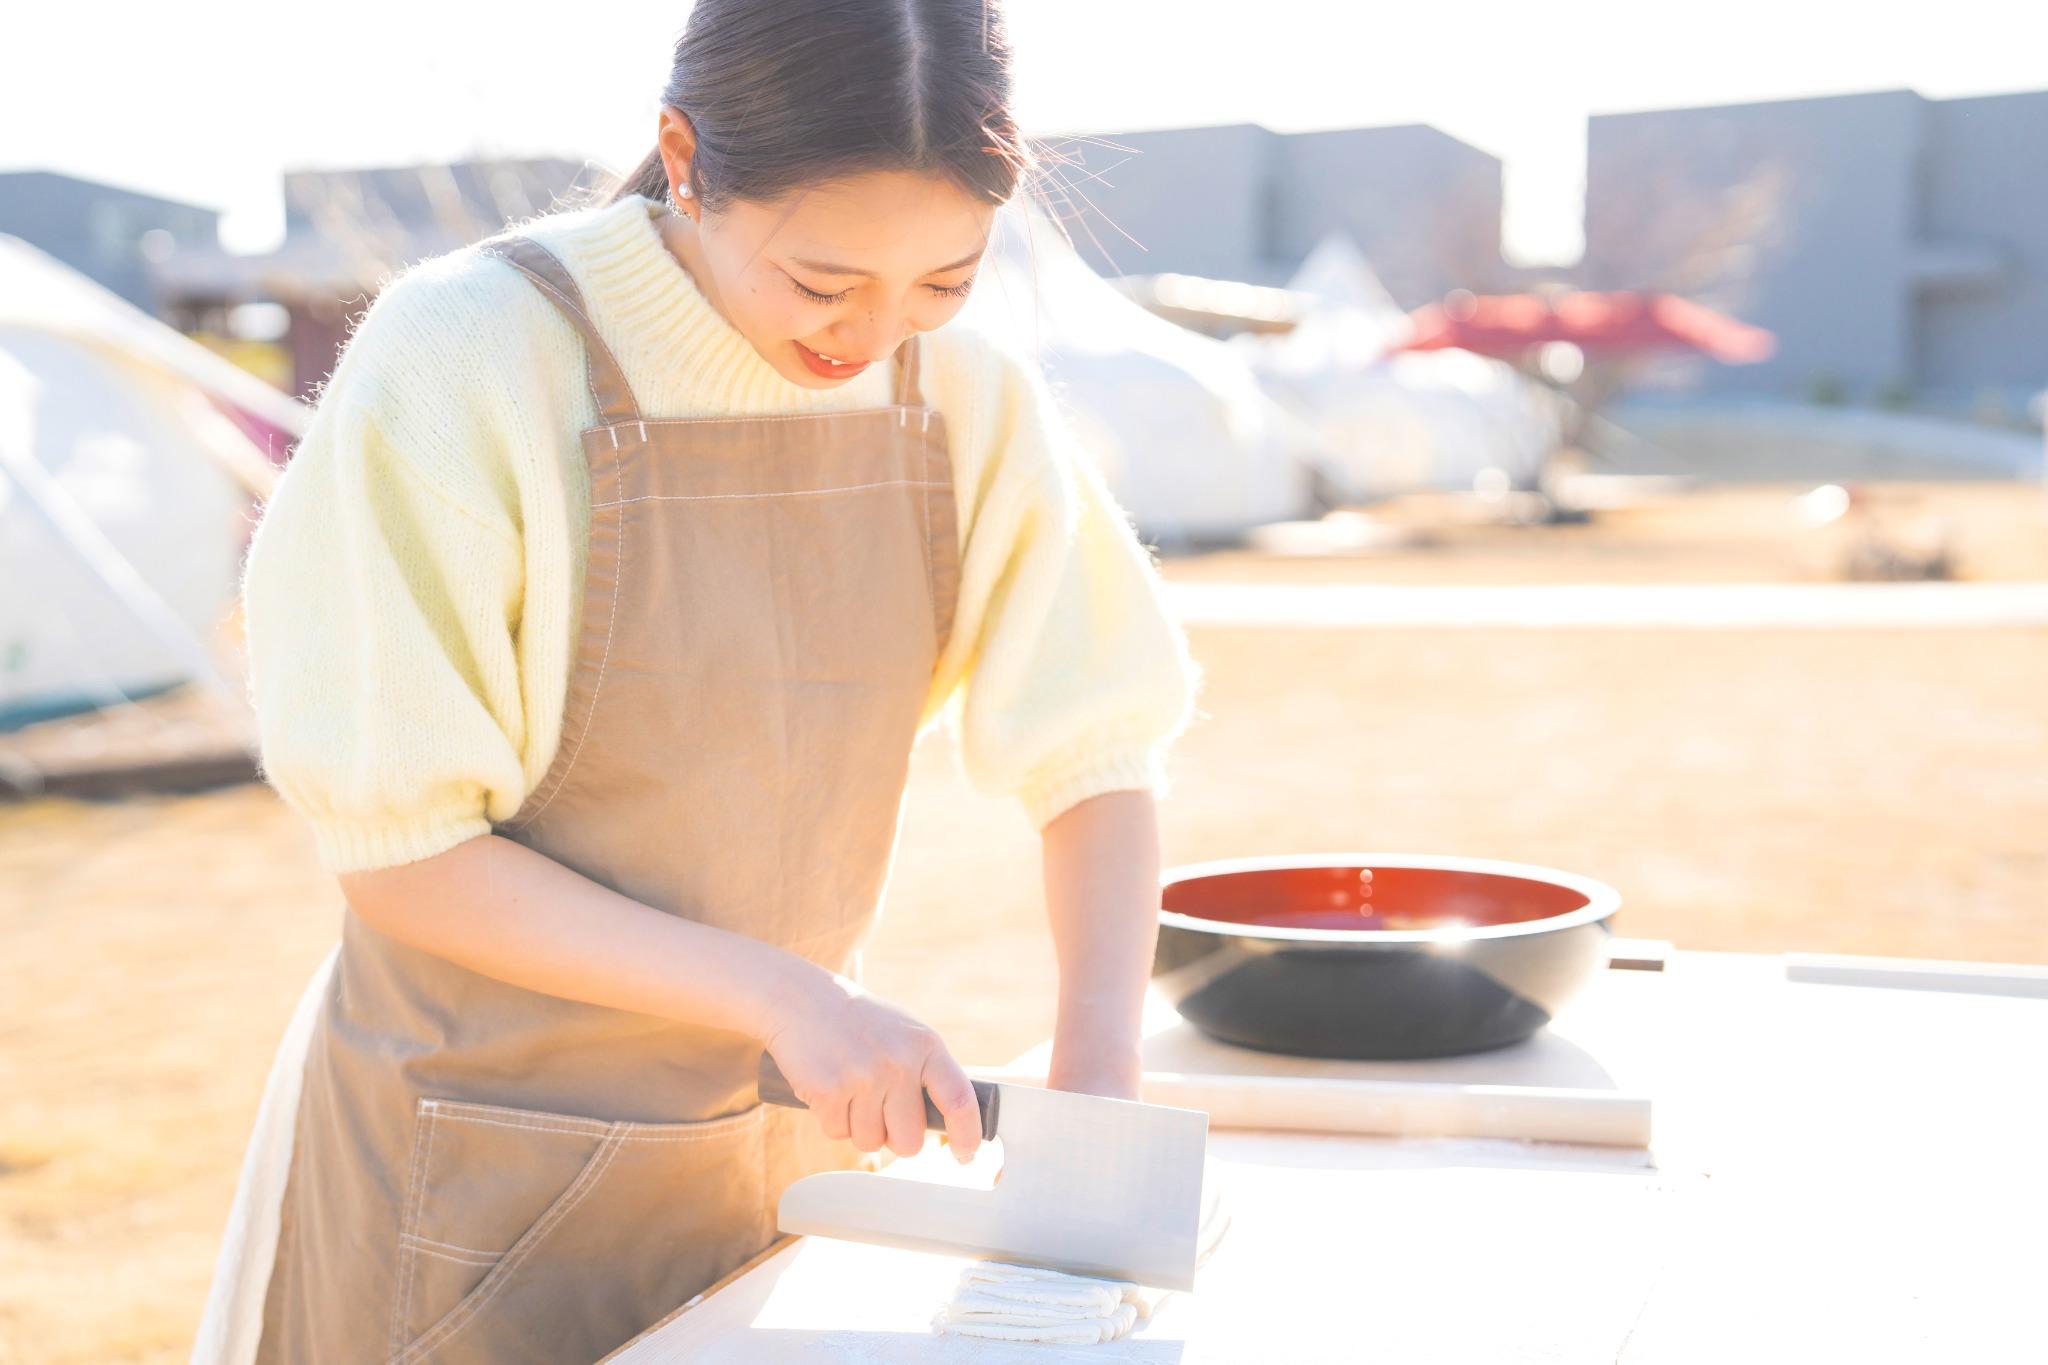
[1151,853,1623,1059]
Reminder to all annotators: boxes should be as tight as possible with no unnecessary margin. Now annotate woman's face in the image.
[657,113,996,389]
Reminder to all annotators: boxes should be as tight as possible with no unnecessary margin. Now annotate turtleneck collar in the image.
[519,193,897,417]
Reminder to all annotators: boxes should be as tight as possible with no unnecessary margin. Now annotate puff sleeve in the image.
[942,343,1205,830]
[239,270,531,873]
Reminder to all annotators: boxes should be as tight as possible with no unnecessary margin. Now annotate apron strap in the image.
[479,235,644,427]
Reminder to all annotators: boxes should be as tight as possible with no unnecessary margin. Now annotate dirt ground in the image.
[3,481,2045,1362]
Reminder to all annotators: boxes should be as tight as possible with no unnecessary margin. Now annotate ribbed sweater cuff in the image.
[1019,741,1169,832]
[308,808,493,874]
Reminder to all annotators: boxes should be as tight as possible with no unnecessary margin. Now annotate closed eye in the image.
[788,275,978,305]
[789,277,852,304]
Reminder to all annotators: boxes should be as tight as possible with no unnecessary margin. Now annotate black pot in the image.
[1151,854,1623,1059]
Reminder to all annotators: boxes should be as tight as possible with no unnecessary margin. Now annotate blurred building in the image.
[0,159,600,402]
[150,158,597,398]
[1584,87,2047,417]
[0,170,221,312]
[1028,122,1531,307]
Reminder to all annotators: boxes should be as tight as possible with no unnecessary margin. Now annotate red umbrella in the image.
[1391,289,1775,364]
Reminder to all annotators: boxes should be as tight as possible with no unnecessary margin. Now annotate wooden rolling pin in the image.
[1784,952,2048,998]
[965,1066,1653,1149]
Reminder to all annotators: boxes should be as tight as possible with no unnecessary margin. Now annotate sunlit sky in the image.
[9,1,2043,266]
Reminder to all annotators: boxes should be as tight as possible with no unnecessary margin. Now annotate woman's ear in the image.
[657,105,700,208]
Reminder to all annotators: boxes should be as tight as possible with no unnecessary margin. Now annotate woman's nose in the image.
[831,319,914,366]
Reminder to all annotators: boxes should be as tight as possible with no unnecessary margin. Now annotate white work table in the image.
[603,950,2048,1362]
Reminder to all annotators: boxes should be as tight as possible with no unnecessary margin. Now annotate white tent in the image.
[1259,231,1411,373]
[1230,231,1562,499]
[0,233,302,729]
[956,198,1329,545]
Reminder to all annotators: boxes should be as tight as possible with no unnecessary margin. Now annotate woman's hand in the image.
[760,973,984,1164]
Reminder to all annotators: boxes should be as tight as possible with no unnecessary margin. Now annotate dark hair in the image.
[596,0,1035,217]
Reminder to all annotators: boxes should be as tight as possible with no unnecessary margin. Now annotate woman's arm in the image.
[340,833,990,1159]
[339,832,819,1039]
[1037,788,1162,1100]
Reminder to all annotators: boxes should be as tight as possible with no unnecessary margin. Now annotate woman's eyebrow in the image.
[788,248,985,278]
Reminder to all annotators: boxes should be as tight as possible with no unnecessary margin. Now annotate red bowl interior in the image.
[1162,864,1591,933]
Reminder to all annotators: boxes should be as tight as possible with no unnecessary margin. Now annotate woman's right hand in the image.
[759,972,984,1165]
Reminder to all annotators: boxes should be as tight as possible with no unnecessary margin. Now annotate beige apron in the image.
[252,233,961,1364]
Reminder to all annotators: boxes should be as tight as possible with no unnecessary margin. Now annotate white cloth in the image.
[188,943,337,1365]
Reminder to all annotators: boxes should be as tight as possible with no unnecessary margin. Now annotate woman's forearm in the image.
[1038,788,1163,1098]
[337,832,832,1041]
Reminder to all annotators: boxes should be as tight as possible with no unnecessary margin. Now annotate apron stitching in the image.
[398,1129,630,1363]
[433,1112,764,1142]
[592,478,948,507]
[923,435,958,659]
[916,458,934,617]
[401,1234,503,1259]
[390,1102,441,1362]
[400,1241,500,1267]
[612,406,919,429]
[403,1107,443,1349]
[428,1101,609,1134]
[426,1115,612,1138]
[498,436,627,833]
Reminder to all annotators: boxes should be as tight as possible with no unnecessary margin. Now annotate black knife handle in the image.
[756,1050,1000,1140]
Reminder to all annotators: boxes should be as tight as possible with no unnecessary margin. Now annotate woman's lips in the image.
[794,341,871,377]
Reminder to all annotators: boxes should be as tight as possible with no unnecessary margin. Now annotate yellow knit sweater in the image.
[239,193,1203,873]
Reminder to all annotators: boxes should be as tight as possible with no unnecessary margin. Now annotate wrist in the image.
[1046,1038,1144,1099]
[746,951,843,1044]
[1054,992,1144,1047]
[1053,996,1144,1056]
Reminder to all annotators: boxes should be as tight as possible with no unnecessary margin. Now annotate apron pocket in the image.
[391,1095,771,1365]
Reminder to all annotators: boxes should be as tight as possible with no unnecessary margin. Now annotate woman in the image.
[197,2,1201,1360]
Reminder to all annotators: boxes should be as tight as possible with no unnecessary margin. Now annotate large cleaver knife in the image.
[757,1050,1210,1291]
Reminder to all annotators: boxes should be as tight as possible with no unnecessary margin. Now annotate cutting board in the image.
[1063,955,1673,1091]
[990,965,1670,1147]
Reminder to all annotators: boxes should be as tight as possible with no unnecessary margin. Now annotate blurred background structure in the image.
[3,6,2045,1359]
